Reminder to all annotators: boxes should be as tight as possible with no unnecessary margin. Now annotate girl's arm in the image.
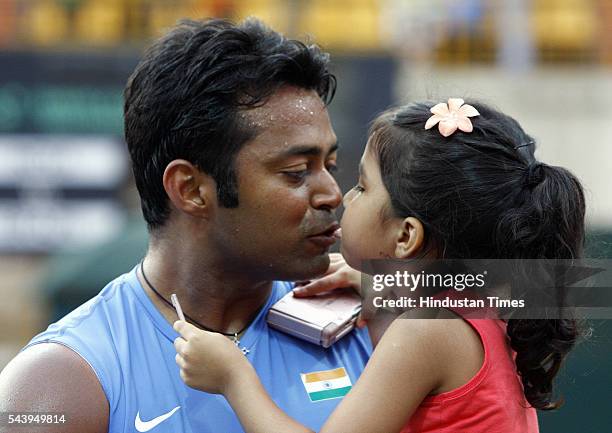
[174,317,448,433]
[224,362,313,433]
[318,318,443,433]
[174,321,312,433]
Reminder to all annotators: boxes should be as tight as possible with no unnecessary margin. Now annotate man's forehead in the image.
[239,86,327,130]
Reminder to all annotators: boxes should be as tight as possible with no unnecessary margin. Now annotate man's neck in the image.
[139,248,273,335]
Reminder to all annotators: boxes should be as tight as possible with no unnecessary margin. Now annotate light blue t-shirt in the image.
[26,266,372,432]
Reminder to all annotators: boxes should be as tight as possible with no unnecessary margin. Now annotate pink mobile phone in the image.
[266,288,362,348]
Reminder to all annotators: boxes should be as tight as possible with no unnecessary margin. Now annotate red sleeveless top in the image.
[401,317,539,433]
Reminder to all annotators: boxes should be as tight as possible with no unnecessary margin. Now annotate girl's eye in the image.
[343,184,364,205]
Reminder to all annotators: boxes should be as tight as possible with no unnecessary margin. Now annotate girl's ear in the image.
[394,217,425,259]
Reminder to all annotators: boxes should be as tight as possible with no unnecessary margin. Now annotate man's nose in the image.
[311,169,342,211]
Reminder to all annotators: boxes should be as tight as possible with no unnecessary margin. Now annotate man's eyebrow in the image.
[277,142,339,159]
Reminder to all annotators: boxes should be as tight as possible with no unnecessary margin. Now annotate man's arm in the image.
[0,343,109,433]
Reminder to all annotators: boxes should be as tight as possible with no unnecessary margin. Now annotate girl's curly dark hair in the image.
[369,100,586,410]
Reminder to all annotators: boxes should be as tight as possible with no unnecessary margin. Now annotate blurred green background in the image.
[0,1,611,431]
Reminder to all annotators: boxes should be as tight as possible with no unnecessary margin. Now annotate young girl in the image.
[173,98,586,433]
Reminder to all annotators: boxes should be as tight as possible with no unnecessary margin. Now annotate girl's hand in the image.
[292,253,367,327]
[293,253,361,296]
[173,321,251,394]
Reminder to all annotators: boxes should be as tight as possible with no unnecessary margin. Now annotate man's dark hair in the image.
[124,18,336,231]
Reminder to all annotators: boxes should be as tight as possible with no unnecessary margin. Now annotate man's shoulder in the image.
[25,267,139,349]
[0,342,109,433]
[29,269,136,343]
[20,269,140,405]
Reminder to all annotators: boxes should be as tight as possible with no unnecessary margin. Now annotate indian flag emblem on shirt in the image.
[300,367,353,402]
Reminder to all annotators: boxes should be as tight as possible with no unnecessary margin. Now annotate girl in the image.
[173,98,586,433]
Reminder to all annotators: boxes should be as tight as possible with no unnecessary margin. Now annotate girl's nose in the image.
[343,188,358,207]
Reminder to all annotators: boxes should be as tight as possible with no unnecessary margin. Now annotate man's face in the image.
[210,86,341,281]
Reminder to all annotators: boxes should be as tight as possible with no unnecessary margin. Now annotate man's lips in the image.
[309,222,340,238]
[307,222,340,247]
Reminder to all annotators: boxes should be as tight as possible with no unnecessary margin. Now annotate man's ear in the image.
[163,159,217,219]
[394,216,425,259]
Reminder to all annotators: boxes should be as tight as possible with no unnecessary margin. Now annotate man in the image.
[0,18,371,433]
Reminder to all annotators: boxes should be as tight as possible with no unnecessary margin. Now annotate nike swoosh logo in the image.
[135,406,181,432]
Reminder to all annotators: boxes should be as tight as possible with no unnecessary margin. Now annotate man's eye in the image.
[283,170,309,181]
[326,164,338,175]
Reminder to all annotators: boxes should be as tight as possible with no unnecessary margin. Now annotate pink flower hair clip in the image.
[424,98,480,137]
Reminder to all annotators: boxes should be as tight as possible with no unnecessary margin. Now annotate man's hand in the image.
[173,321,252,395]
